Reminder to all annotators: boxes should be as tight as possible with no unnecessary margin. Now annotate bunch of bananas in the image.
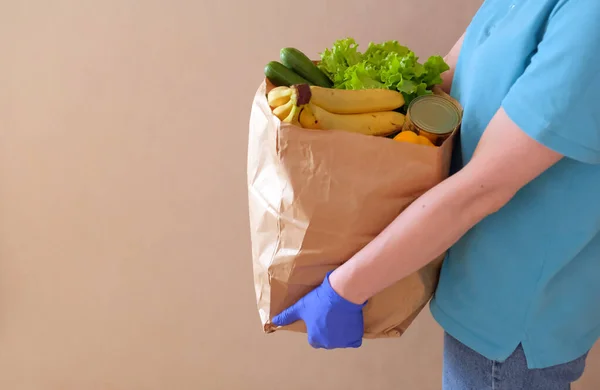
[267,85,306,124]
[267,85,407,137]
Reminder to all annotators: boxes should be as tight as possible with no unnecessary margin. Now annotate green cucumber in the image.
[280,47,333,88]
[264,61,310,87]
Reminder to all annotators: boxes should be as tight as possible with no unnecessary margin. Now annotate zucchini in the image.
[264,61,310,87]
[280,47,333,88]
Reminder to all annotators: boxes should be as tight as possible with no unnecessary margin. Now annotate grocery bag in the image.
[247,79,459,338]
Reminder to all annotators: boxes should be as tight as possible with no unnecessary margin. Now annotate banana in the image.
[298,104,320,129]
[270,84,405,134]
[283,104,301,123]
[269,84,315,126]
[282,84,308,124]
[267,86,293,107]
[308,103,405,136]
[273,99,293,121]
[309,86,405,114]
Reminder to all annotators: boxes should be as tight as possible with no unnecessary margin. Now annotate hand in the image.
[272,272,366,349]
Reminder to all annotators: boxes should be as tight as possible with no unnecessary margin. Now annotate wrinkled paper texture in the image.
[248,80,459,338]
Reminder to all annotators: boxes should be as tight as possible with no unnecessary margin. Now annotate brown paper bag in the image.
[247,80,459,338]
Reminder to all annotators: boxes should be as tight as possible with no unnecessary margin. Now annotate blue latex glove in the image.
[272,272,366,349]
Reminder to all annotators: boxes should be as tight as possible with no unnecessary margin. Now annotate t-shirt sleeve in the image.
[501,0,600,164]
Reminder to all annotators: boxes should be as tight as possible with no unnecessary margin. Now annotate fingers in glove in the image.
[272,300,302,327]
[308,335,324,349]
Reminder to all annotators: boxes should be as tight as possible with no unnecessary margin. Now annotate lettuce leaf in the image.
[318,38,450,110]
[318,38,363,88]
[422,55,450,87]
[342,62,384,90]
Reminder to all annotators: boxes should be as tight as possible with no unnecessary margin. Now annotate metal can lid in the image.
[408,95,461,135]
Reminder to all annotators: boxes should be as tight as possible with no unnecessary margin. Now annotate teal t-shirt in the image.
[430,0,600,369]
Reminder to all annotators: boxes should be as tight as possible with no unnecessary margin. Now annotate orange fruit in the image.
[417,135,435,147]
[393,131,420,144]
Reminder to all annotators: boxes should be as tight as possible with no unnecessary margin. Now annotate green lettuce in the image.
[318,38,363,88]
[318,38,450,109]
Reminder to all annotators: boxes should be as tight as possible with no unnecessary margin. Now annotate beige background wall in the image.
[0,1,597,389]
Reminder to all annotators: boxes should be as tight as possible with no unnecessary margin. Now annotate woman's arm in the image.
[329,107,563,304]
[440,32,466,93]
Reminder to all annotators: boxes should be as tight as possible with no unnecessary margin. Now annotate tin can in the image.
[402,95,462,146]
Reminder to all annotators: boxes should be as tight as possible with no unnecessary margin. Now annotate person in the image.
[271,0,600,388]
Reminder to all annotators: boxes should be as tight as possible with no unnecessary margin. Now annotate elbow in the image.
[475,186,516,218]
[454,164,519,221]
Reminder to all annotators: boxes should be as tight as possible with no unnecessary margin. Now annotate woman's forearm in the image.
[329,168,508,305]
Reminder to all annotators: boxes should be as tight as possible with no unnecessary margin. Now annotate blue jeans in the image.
[443,333,588,390]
